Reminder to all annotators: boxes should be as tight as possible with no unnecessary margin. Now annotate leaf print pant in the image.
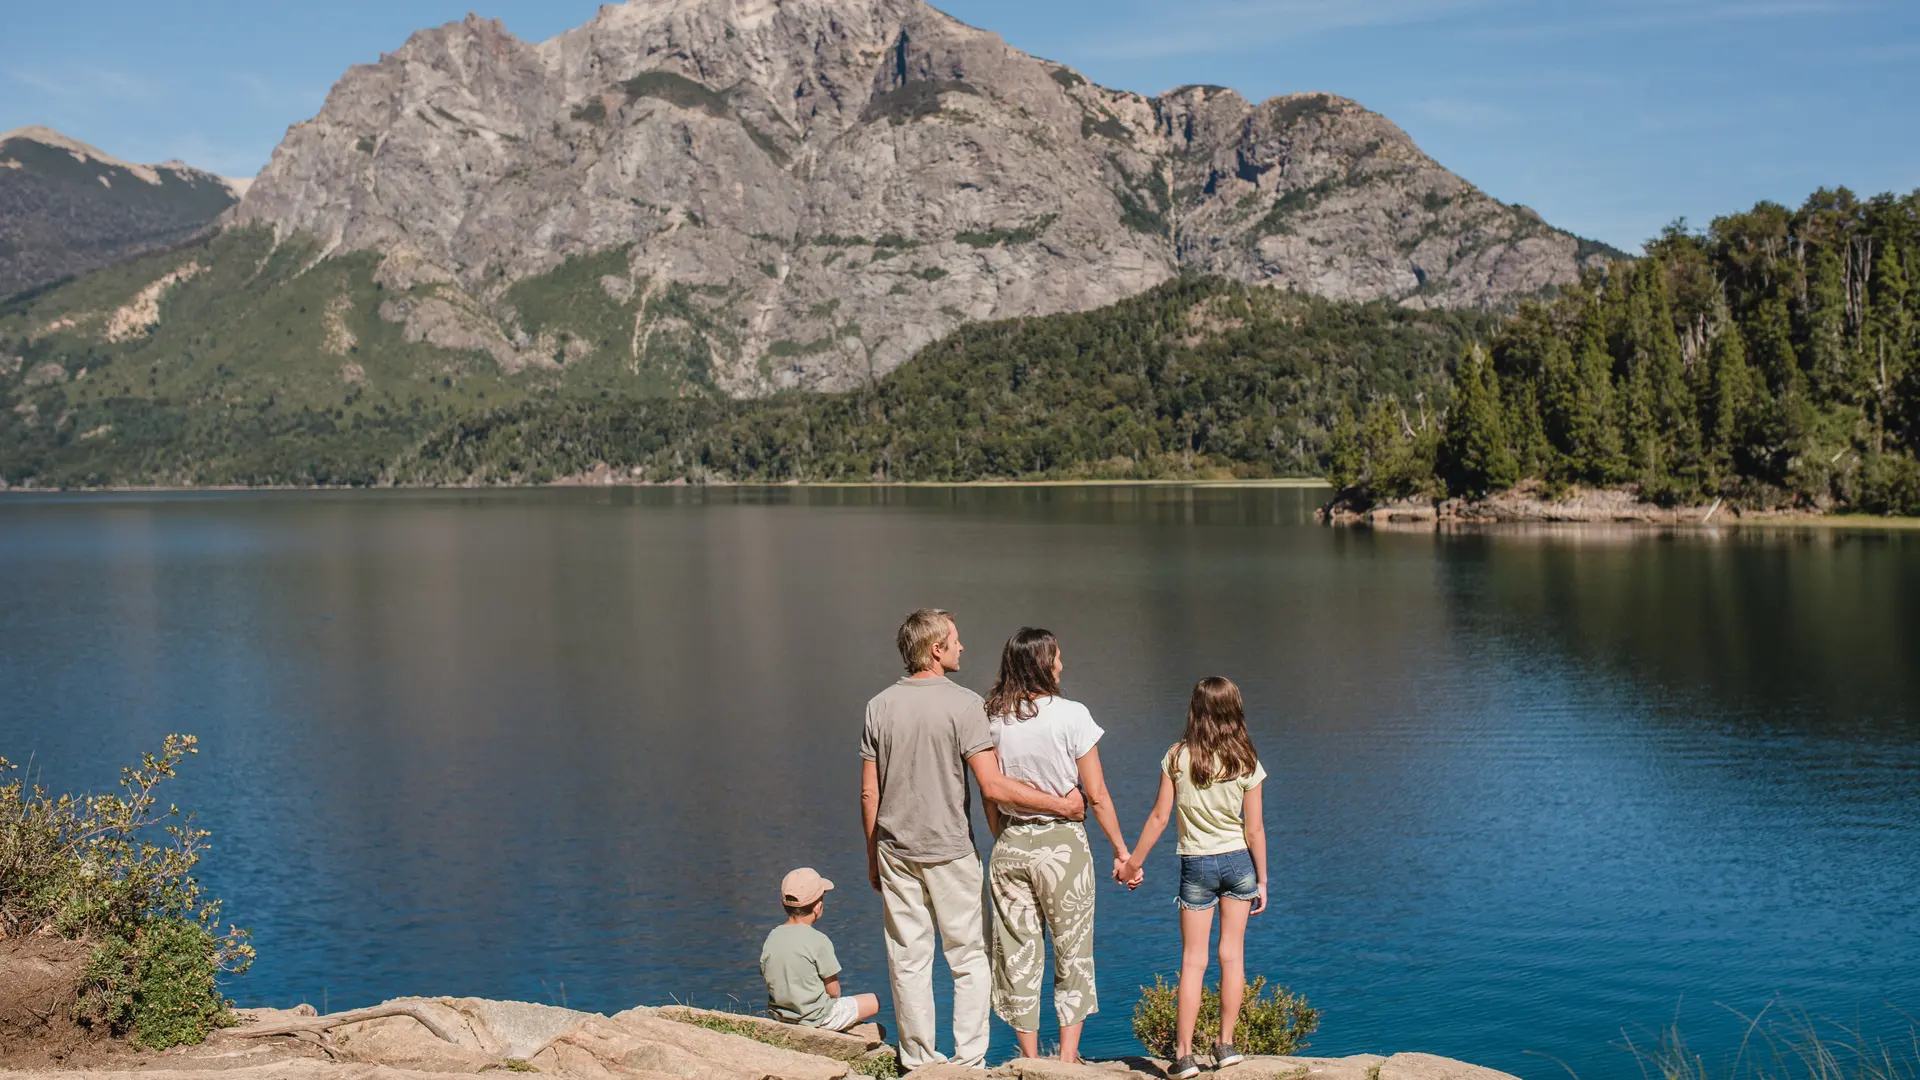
[988,820,1099,1032]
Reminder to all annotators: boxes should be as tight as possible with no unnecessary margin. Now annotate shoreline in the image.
[1319,482,1920,532]
[5,479,1920,530]
[0,478,1336,495]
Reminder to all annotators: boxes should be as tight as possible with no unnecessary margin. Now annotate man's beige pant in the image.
[877,847,990,1070]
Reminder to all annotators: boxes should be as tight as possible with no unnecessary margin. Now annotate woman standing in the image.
[984,628,1132,1064]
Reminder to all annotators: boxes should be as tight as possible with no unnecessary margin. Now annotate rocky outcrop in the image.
[1319,482,1728,528]
[226,0,1614,394]
[0,994,1525,1080]
[0,128,242,298]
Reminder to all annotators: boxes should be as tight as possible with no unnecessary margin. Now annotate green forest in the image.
[395,280,1490,485]
[5,187,1919,514]
[1333,187,1920,515]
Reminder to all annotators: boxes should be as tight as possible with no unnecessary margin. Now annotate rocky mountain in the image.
[0,127,245,298]
[225,0,1615,394]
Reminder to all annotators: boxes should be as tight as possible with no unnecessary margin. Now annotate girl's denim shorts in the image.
[1177,848,1258,910]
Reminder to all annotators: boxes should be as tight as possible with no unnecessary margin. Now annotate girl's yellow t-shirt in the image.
[1163,744,1267,856]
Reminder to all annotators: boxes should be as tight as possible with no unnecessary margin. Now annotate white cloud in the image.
[1073,0,1501,59]
[227,72,327,112]
[1410,97,1514,128]
[1850,40,1920,62]
[1470,0,1882,42]
[8,66,161,106]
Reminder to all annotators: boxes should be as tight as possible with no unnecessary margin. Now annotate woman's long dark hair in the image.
[1180,676,1259,785]
[986,628,1061,721]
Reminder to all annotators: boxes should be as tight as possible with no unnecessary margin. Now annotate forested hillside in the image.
[1333,187,1920,515]
[396,279,1492,484]
[0,128,239,298]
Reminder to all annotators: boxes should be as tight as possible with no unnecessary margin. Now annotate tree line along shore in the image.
[3,187,1918,520]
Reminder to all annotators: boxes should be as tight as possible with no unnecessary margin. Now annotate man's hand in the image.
[1057,787,1086,822]
[1111,856,1138,888]
[869,856,882,893]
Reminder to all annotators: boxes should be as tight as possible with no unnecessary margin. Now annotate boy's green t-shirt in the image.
[760,923,840,1025]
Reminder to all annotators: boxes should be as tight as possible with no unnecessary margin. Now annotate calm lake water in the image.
[1,487,1917,1079]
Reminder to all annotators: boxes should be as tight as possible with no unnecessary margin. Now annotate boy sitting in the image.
[761,868,880,1032]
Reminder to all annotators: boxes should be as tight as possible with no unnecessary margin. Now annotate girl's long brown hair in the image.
[1179,676,1259,785]
[986,628,1061,721]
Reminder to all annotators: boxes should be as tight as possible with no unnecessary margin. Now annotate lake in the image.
[1,486,1916,1079]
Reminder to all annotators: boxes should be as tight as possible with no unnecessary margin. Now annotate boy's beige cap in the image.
[781,868,834,907]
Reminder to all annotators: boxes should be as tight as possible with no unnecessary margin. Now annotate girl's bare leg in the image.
[1175,905,1216,1060]
[1215,898,1253,1047]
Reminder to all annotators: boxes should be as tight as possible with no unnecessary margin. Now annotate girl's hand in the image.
[1251,881,1268,915]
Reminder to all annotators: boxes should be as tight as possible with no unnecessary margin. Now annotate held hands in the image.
[1112,856,1144,890]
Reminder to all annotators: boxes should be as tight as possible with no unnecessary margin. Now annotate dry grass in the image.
[1618,1002,1919,1080]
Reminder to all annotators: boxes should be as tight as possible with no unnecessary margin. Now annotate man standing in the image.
[860,609,1085,1070]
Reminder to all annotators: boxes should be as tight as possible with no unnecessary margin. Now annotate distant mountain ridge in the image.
[221,0,1617,392]
[0,0,1629,490]
[0,127,245,298]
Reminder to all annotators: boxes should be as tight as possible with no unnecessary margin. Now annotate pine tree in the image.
[1704,325,1759,483]
[1620,264,1701,496]
[1867,244,1913,447]
[1504,377,1549,481]
[1803,245,1854,403]
[1439,347,1519,498]
[1574,312,1628,483]
[1539,333,1582,476]
[1328,402,1364,493]
[1750,293,1805,400]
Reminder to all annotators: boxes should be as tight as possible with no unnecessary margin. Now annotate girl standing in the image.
[1119,677,1267,1079]
[984,628,1132,1065]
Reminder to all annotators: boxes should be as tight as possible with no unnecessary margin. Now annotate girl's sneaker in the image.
[1170,1056,1202,1079]
[1214,1044,1245,1069]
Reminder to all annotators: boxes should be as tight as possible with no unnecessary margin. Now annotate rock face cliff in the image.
[0,128,243,298]
[229,0,1611,393]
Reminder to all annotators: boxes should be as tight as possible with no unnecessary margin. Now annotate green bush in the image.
[0,735,253,1048]
[1131,974,1321,1059]
[1857,453,1920,517]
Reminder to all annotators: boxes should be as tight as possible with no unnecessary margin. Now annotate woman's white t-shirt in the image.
[989,696,1103,823]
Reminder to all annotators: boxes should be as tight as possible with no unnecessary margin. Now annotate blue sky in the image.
[2,0,1914,249]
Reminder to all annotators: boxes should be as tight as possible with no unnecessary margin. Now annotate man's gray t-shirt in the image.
[860,675,993,863]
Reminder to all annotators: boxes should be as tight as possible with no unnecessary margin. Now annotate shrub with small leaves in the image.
[1132,974,1321,1059]
[0,735,253,1048]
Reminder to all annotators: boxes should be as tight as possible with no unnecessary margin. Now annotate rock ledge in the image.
[0,997,1520,1080]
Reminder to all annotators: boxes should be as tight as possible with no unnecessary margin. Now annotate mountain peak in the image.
[222,0,1603,391]
[0,126,243,297]
[1,125,164,185]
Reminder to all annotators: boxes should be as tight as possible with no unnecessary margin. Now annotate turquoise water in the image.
[1,487,1916,1078]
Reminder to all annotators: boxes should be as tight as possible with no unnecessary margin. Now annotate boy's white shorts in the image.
[811,995,863,1032]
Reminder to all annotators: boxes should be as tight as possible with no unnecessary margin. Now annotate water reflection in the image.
[0,488,1915,1080]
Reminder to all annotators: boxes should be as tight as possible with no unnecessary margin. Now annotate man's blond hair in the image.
[897,608,955,674]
